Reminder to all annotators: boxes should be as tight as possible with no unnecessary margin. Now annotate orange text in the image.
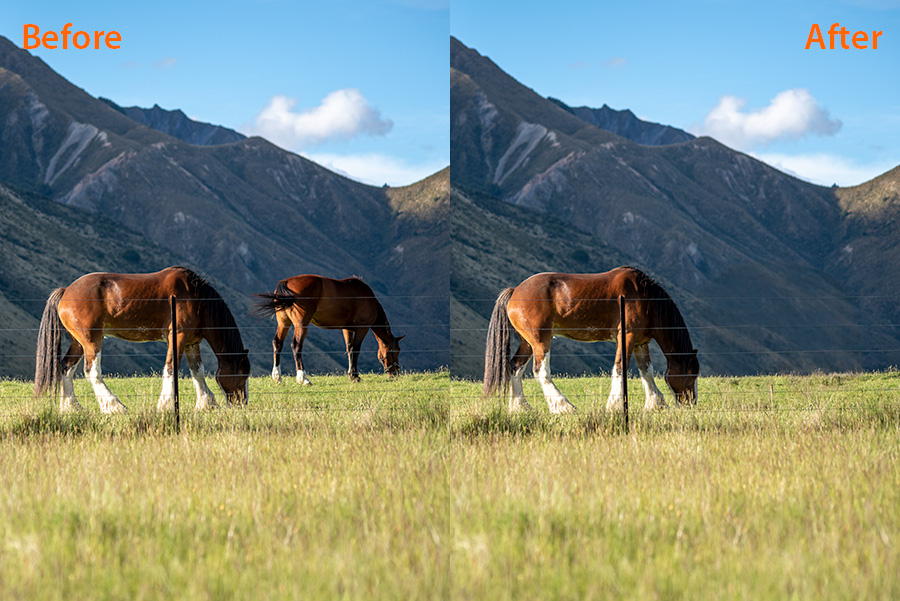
[23,24,121,50]
[806,23,882,49]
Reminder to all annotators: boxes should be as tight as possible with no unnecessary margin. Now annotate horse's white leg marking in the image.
[636,355,667,410]
[190,362,218,410]
[271,361,281,383]
[87,351,127,414]
[509,363,532,412]
[606,365,625,412]
[296,369,311,386]
[157,366,176,412]
[534,352,576,414]
[59,364,82,413]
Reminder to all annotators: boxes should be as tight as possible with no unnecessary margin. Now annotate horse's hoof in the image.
[195,396,219,411]
[59,398,83,413]
[509,398,532,413]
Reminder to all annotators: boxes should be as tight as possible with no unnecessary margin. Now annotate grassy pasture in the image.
[0,371,898,599]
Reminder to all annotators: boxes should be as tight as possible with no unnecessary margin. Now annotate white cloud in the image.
[246,89,393,149]
[603,57,627,69]
[753,152,898,187]
[303,152,447,187]
[155,57,178,69]
[696,88,842,149]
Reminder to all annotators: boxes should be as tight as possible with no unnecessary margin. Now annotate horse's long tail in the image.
[253,281,295,318]
[34,288,66,398]
[483,287,515,399]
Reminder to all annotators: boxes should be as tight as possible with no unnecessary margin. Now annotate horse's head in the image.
[665,348,699,407]
[217,348,250,406]
[378,334,404,376]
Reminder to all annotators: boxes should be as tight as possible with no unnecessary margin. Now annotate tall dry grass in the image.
[0,371,897,599]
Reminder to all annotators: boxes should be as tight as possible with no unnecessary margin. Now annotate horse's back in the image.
[279,274,379,328]
[508,267,649,341]
[58,267,196,335]
[280,274,323,294]
[64,267,191,300]
[514,267,646,301]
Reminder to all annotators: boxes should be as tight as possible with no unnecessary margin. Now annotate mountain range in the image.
[2,32,898,382]
[547,97,695,146]
[99,98,246,146]
[0,35,448,378]
[450,36,900,378]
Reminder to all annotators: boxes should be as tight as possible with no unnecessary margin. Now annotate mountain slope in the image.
[829,166,900,345]
[548,97,695,145]
[451,36,900,375]
[0,181,277,377]
[99,98,246,145]
[449,185,864,379]
[0,36,448,376]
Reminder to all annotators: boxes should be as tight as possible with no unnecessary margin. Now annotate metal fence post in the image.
[619,295,628,434]
[170,295,180,434]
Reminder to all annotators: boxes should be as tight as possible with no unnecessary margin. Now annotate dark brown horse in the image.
[34,266,250,413]
[484,266,699,413]
[255,275,403,383]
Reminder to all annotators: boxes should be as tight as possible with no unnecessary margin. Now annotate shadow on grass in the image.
[450,406,629,439]
[8,407,177,438]
[5,400,899,440]
[2,400,455,440]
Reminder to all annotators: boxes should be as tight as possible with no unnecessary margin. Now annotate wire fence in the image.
[3,291,900,416]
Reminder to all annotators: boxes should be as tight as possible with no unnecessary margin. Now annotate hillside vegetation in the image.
[450,36,900,378]
[0,36,449,377]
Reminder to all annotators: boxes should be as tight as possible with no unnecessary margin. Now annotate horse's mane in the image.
[630,268,692,352]
[177,267,244,354]
[346,276,392,335]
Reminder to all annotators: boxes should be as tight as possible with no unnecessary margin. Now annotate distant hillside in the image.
[830,166,900,345]
[99,98,246,146]
[451,184,636,377]
[548,97,695,146]
[450,36,900,376]
[0,35,449,377]
[450,185,864,379]
[0,181,262,377]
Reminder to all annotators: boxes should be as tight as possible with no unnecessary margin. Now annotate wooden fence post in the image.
[170,295,180,434]
[619,295,628,434]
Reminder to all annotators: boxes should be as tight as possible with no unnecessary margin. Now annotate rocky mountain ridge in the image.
[450,36,900,377]
[99,98,246,146]
[547,97,695,146]
[0,35,449,377]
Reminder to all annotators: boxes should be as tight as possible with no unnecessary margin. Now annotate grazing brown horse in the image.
[34,266,250,413]
[484,266,699,413]
[255,275,403,383]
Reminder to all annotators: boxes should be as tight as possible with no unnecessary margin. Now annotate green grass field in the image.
[1,371,898,599]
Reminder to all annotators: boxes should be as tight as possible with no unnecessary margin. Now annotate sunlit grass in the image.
[1,371,898,599]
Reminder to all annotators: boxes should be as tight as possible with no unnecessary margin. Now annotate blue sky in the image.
[452,0,900,186]
[2,0,449,187]
[3,1,897,188]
